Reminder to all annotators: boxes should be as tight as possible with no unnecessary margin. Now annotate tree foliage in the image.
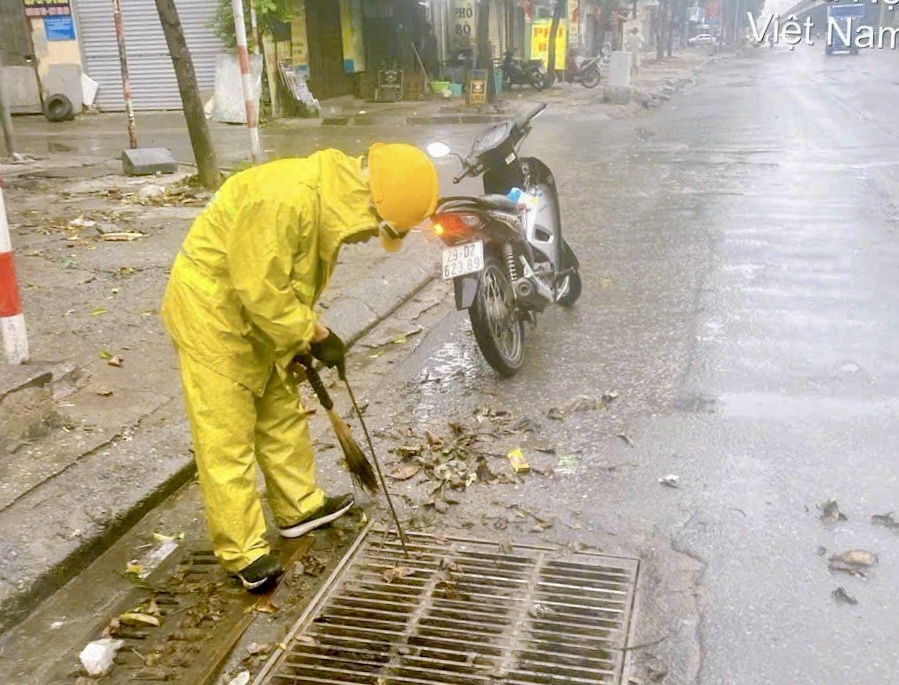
[211,0,289,50]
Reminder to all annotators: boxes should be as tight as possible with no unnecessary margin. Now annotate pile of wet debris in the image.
[366,392,621,515]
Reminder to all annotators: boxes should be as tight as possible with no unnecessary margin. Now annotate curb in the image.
[0,255,439,637]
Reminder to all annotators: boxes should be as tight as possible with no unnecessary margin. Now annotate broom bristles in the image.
[327,409,379,494]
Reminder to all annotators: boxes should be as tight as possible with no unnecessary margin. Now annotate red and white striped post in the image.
[112,0,138,149]
[0,171,29,364]
[231,0,265,162]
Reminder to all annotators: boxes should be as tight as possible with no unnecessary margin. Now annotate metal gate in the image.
[305,0,353,100]
[74,0,223,111]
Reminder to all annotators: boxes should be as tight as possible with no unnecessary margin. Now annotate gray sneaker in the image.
[279,493,355,539]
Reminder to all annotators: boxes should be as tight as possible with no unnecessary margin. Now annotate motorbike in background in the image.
[425,104,582,376]
[564,51,603,88]
[501,50,547,90]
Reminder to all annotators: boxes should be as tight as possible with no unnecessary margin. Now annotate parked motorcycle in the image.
[501,50,547,90]
[564,52,603,88]
[425,104,582,376]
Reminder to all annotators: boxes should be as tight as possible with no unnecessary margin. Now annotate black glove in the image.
[310,329,347,380]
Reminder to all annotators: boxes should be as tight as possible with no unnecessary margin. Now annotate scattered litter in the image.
[659,474,680,488]
[832,587,858,605]
[546,407,565,421]
[529,603,557,619]
[617,433,634,447]
[601,391,620,406]
[507,448,530,473]
[562,395,601,413]
[90,307,107,316]
[227,671,250,685]
[119,612,161,628]
[125,560,143,575]
[828,549,878,577]
[69,216,97,229]
[871,512,899,529]
[247,642,273,656]
[819,499,848,524]
[79,638,124,676]
[387,462,421,481]
[108,355,124,367]
[152,531,184,542]
[251,595,278,614]
[555,454,581,476]
[96,389,114,397]
[138,184,166,202]
[382,566,416,583]
[50,621,64,630]
[101,231,146,242]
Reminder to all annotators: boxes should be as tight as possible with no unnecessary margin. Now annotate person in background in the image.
[626,27,645,78]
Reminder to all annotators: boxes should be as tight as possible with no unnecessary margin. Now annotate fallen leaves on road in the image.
[832,587,858,606]
[382,566,416,583]
[828,549,878,577]
[388,464,421,481]
[119,611,161,628]
[871,512,899,529]
[819,499,848,524]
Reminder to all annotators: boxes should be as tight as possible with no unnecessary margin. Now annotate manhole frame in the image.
[252,522,642,685]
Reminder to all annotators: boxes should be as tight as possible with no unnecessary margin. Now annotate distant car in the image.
[688,34,716,46]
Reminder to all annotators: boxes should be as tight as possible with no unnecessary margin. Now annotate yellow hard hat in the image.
[368,143,439,240]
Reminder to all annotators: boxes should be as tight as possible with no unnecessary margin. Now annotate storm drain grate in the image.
[254,526,640,685]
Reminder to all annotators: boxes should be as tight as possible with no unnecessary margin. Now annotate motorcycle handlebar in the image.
[525,103,547,122]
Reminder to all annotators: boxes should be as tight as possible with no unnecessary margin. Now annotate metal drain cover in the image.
[254,526,640,685]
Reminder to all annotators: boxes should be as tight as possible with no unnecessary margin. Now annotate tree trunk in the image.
[476,0,496,102]
[546,0,566,86]
[666,0,675,57]
[656,0,666,60]
[154,0,221,189]
[0,56,17,157]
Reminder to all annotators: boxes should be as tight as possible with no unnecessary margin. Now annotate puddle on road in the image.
[407,337,482,421]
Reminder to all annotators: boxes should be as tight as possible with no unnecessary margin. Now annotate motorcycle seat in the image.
[477,194,519,212]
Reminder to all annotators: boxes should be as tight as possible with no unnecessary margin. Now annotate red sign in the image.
[22,0,71,17]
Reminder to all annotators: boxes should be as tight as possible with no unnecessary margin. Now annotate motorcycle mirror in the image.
[426,142,452,160]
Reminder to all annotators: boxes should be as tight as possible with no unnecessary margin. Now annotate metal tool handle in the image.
[297,355,333,411]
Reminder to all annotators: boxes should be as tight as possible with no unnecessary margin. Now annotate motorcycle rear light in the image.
[433,213,484,234]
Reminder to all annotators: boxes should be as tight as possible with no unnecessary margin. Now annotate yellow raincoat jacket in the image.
[162,150,378,396]
[161,150,379,574]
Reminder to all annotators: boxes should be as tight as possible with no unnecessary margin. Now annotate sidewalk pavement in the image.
[0,44,724,637]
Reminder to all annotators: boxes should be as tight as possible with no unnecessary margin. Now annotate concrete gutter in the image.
[0,247,439,637]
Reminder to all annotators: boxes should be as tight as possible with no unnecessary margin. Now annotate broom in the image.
[297,354,379,494]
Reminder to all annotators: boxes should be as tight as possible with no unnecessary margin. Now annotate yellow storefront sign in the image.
[530,19,566,70]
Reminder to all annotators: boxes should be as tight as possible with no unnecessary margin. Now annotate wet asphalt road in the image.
[349,45,899,684]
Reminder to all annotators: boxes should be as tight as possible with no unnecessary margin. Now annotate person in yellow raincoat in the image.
[161,144,438,591]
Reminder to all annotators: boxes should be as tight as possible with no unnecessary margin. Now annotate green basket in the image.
[430,80,451,93]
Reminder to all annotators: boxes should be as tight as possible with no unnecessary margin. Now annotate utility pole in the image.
[0,56,17,157]
[112,0,138,149]
[154,0,222,189]
[231,0,265,162]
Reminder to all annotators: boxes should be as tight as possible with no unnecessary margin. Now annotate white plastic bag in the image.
[79,637,124,676]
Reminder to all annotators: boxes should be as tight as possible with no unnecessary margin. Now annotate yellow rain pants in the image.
[161,151,380,573]
[178,353,324,572]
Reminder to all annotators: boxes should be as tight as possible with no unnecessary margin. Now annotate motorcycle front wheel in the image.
[530,72,547,90]
[469,257,525,376]
[582,66,601,89]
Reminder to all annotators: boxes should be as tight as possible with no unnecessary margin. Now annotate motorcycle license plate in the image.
[441,241,484,280]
